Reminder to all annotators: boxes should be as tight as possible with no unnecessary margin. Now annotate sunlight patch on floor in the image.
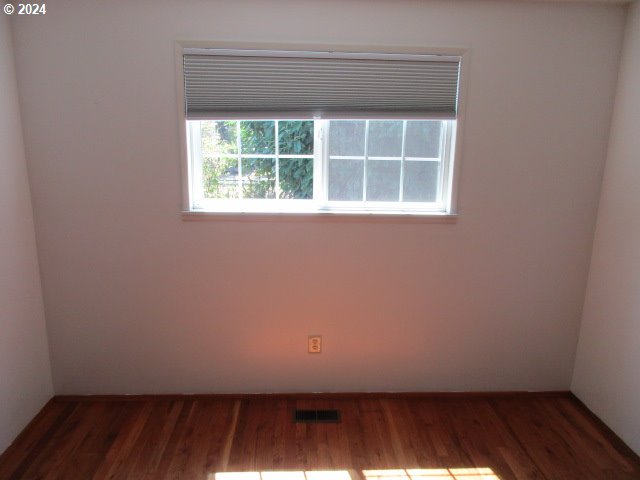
[363,468,499,480]
[211,468,499,480]
[214,472,351,480]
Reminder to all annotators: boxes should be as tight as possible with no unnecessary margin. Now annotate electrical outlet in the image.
[308,335,322,353]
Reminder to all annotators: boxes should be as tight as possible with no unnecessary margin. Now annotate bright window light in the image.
[212,472,352,480]
[211,468,499,480]
[187,119,456,215]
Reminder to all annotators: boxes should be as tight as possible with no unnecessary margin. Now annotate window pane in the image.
[279,121,314,155]
[279,158,313,199]
[367,120,403,157]
[242,158,275,198]
[240,121,275,154]
[200,120,237,156]
[203,156,239,199]
[367,160,400,201]
[328,159,364,201]
[405,121,441,158]
[403,161,439,202]
[328,120,366,156]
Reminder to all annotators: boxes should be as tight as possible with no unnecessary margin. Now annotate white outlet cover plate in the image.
[308,335,322,353]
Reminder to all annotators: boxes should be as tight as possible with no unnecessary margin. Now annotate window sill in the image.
[181,210,458,223]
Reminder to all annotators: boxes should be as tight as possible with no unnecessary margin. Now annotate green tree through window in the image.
[200,120,314,200]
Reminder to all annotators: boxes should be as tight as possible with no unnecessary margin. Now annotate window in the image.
[188,118,454,212]
[181,48,463,215]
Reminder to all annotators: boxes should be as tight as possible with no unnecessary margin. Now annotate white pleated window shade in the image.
[183,50,461,120]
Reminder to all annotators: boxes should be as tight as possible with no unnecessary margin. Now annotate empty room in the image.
[1,0,640,478]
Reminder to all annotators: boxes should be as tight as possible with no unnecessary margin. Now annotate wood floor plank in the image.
[218,399,241,472]
[0,401,75,480]
[187,400,233,476]
[381,399,416,467]
[43,401,120,480]
[550,397,637,473]
[491,398,602,480]
[121,400,183,478]
[0,394,639,479]
[403,400,445,465]
[161,400,231,480]
[151,400,197,478]
[447,400,521,479]
[19,402,89,479]
[414,399,475,468]
[333,400,361,470]
[91,401,155,480]
[75,401,138,479]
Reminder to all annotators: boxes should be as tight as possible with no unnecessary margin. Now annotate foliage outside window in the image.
[187,119,454,214]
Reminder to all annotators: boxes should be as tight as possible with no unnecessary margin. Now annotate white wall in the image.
[572,2,640,456]
[0,16,53,454]
[12,0,624,394]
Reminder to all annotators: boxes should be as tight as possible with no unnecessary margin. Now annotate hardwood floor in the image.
[1,394,639,479]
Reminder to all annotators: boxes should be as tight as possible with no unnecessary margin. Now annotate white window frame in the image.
[176,42,469,219]
[188,119,318,211]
